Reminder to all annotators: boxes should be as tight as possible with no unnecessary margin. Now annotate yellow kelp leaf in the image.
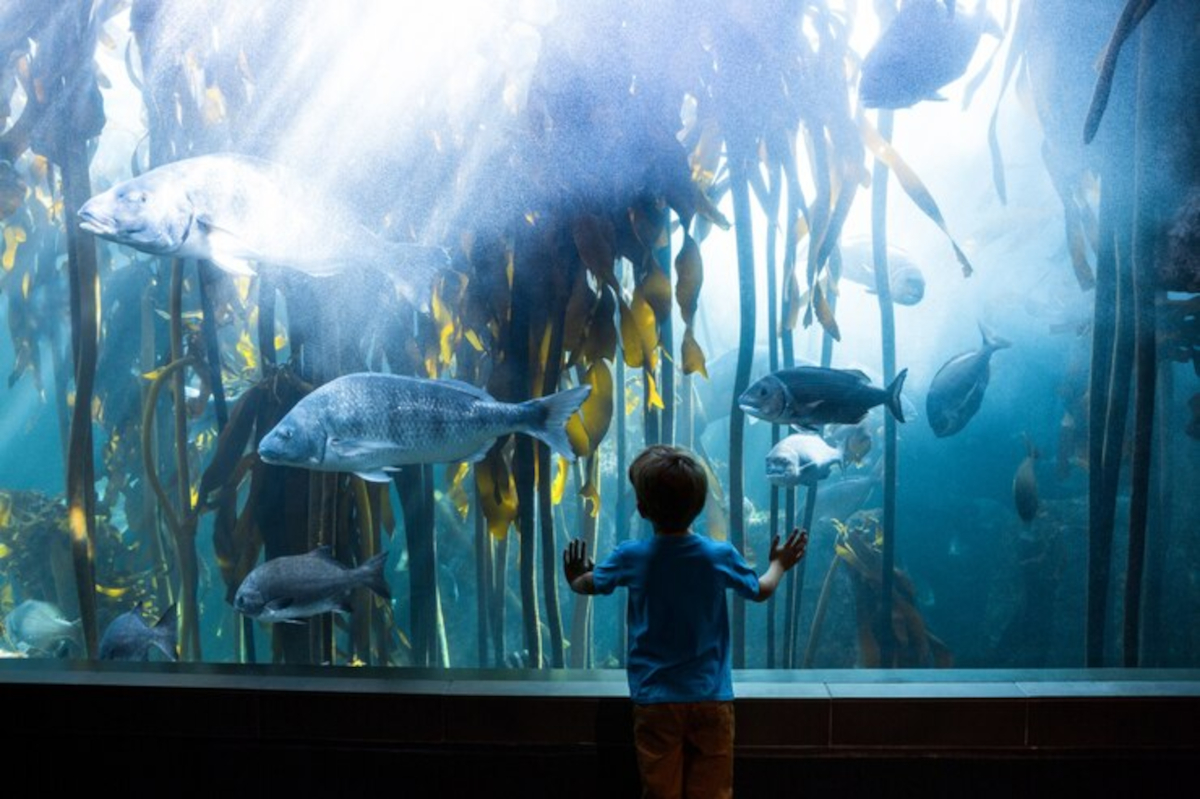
[618,297,645,369]
[464,329,485,352]
[0,543,10,558]
[565,361,614,458]
[21,272,31,300]
[234,276,252,304]
[236,330,258,373]
[625,378,641,416]
[580,476,600,518]
[2,224,27,271]
[432,271,468,366]
[0,492,10,528]
[202,86,227,126]
[447,461,470,520]
[674,233,703,325]
[274,332,288,352]
[580,286,618,366]
[550,456,569,505]
[645,369,664,410]
[681,328,708,378]
[562,267,595,357]
[812,280,841,341]
[475,449,518,540]
[859,114,974,277]
[95,584,130,599]
[641,267,672,323]
[573,214,619,291]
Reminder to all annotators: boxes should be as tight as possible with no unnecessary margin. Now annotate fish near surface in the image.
[859,0,1001,109]
[99,603,177,661]
[234,547,390,622]
[926,323,1010,437]
[765,433,843,487]
[77,154,449,306]
[258,373,591,483]
[837,239,927,306]
[1013,436,1039,524]
[739,366,908,430]
[3,600,82,656]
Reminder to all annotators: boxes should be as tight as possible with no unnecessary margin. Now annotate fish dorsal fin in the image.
[843,369,872,384]
[310,546,338,562]
[439,378,493,401]
[154,604,177,628]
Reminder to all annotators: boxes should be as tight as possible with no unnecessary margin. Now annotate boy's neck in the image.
[653,528,692,537]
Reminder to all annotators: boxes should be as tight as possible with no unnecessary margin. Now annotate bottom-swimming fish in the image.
[99,603,177,661]
[1013,436,1039,524]
[234,547,391,622]
[3,600,82,657]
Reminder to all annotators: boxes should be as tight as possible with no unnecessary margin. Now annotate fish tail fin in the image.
[886,369,908,423]
[978,321,1012,352]
[387,243,452,311]
[154,604,178,661]
[357,550,392,601]
[521,385,592,461]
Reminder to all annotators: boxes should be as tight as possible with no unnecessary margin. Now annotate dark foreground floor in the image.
[3,664,1196,796]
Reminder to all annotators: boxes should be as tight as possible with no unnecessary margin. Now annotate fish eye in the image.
[278,428,293,440]
[126,191,147,204]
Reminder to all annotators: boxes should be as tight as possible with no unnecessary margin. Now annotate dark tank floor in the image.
[2,663,1196,795]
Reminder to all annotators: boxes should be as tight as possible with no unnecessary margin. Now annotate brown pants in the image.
[632,701,735,799]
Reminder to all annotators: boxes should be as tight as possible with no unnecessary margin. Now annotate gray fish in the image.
[859,0,1000,109]
[1013,436,1039,524]
[77,154,449,306]
[926,323,1010,437]
[816,466,883,527]
[739,367,907,430]
[837,240,926,305]
[234,547,391,622]
[3,600,82,657]
[765,433,843,487]
[99,603,177,661]
[258,373,591,482]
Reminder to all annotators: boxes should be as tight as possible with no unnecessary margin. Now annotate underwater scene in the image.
[0,0,1196,671]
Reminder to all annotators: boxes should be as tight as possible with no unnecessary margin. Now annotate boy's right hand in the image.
[769,528,808,571]
[563,539,594,584]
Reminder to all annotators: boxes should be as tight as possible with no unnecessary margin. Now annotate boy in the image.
[563,444,807,799]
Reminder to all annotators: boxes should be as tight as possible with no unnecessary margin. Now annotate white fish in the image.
[3,600,82,657]
[764,433,844,487]
[78,154,449,306]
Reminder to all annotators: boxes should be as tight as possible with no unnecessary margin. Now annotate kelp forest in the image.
[0,0,1197,672]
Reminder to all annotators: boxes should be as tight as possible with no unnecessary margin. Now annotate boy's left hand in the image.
[769,528,808,571]
[563,539,594,584]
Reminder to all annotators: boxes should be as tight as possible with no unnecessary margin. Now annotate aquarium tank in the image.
[0,0,1196,675]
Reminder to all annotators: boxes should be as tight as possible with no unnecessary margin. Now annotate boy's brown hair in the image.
[628,445,708,532]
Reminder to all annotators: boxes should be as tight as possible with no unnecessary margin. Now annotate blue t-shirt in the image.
[592,533,760,704]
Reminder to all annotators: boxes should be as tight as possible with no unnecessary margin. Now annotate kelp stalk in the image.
[61,147,101,657]
[726,133,758,668]
[475,488,491,666]
[803,551,841,668]
[614,356,628,665]
[197,261,229,427]
[871,109,898,667]
[763,155,782,669]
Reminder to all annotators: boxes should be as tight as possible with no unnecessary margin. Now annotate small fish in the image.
[926,323,1010,437]
[764,433,843,487]
[739,366,907,430]
[258,373,591,483]
[78,154,449,306]
[859,0,1001,109]
[837,240,926,306]
[99,603,177,661]
[234,547,390,622]
[3,600,82,657]
[1013,435,1039,524]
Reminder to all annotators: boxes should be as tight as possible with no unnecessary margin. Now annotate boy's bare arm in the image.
[754,528,808,602]
[563,538,597,595]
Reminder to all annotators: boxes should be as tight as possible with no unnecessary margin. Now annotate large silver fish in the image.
[3,600,82,656]
[258,373,591,482]
[739,366,908,430]
[764,433,843,487]
[99,603,177,661]
[859,0,1000,109]
[77,154,448,305]
[926,323,1011,437]
[234,547,390,623]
